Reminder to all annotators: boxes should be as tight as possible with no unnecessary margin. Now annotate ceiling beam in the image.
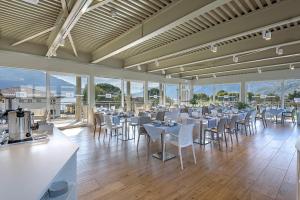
[124,0,300,68]
[187,61,300,79]
[11,27,55,46]
[180,52,300,78]
[86,0,114,13]
[91,0,232,63]
[46,0,93,57]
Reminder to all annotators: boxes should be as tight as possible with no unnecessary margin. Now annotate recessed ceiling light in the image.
[257,67,262,74]
[210,44,217,53]
[137,65,141,71]
[276,47,283,55]
[262,30,271,40]
[180,66,184,72]
[289,64,295,70]
[233,55,238,63]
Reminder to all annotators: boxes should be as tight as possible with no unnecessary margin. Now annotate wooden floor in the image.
[62,121,298,200]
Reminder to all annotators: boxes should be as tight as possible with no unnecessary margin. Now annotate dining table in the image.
[112,114,135,141]
[143,122,180,162]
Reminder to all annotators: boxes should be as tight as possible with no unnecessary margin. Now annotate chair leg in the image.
[217,133,221,150]
[137,133,140,150]
[224,132,227,148]
[192,145,197,164]
[98,125,101,139]
[234,129,238,143]
[244,125,248,136]
[94,125,96,137]
[178,147,183,170]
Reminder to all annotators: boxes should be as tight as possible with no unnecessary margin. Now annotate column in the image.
[46,72,51,121]
[178,83,182,105]
[144,81,148,109]
[240,81,246,103]
[87,75,95,125]
[280,80,285,108]
[126,81,131,111]
[212,85,216,102]
[75,76,82,121]
[121,79,124,109]
[159,83,164,105]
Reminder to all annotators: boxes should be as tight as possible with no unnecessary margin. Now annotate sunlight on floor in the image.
[62,127,85,137]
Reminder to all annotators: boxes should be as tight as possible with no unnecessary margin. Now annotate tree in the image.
[247,92,254,102]
[288,90,300,100]
[148,88,159,106]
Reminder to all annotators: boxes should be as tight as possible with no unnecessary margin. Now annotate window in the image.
[94,77,122,110]
[181,83,190,105]
[0,67,46,114]
[148,82,160,107]
[165,84,179,106]
[215,83,240,104]
[246,80,281,107]
[284,79,300,107]
[130,81,144,110]
[193,85,214,105]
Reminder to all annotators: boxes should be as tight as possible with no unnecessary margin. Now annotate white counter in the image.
[0,128,79,200]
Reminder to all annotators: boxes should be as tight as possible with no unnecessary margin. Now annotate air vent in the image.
[22,0,39,5]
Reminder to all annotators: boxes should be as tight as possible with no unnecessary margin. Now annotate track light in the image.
[257,67,262,74]
[180,66,184,72]
[137,65,141,71]
[276,47,283,55]
[212,73,216,78]
[111,9,118,18]
[59,39,65,47]
[210,44,217,53]
[233,55,238,63]
[289,64,295,70]
[166,74,172,79]
[155,60,160,67]
[52,51,57,57]
[161,70,165,75]
[195,75,199,80]
[262,30,271,40]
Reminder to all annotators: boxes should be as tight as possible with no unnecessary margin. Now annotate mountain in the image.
[0,67,74,94]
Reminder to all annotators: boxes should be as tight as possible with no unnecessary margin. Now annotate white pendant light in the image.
[195,75,199,80]
[289,64,295,70]
[155,60,160,67]
[161,69,166,75]
[137,65,141,71]
[180,66,184,72]
[212,73,216,78]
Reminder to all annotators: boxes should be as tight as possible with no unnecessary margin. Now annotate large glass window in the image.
[130,81,144,110]
[284,79,300,107]
[246,80,281,107]
[181,83,190,105]
[215,83,240,104]
[0,67,46,117]
[148,82,160,107]
[193,85,214,105]
[49,74,88,123]
[94,77,122,110]
[165,84,179,106]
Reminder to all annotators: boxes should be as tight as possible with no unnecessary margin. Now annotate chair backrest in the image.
[250,110,257,122]
[104,115,113,129]
[178,124,194,147]
[165,111,179,121]
[244,111,252,122]
[228,115,238,130]
[202,106,209,115]
[139,116,151,125]
[156,111,165,121]
[217,118,226,133]
[94,113,101,126]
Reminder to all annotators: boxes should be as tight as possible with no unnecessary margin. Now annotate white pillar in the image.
[121,79,124,108]
[212,85,216,102]
[46,72,51,121]
[240,81,246,103]
[75,76,82,121]
[144,81,148,106]
[88,75,95,125]
[178,83,182,105]
[281,80,285,108]
[159,83,164,105]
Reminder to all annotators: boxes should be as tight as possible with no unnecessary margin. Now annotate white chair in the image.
[179,113,189,124]
[104,115,123,142]
[166,124,197,170]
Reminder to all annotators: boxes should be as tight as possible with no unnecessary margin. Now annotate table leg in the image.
[152,133,176,161]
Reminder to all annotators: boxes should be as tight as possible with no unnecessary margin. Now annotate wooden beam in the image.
[91,0,232,63]
[68,34,78,57]
[11,27,55,46]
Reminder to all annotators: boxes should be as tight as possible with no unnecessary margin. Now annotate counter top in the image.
[0,127,79,200]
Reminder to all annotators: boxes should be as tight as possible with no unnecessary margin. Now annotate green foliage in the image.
[236,101,249,110]
[288,90,300,100]
[189,93,210,106]
[148,88,159,106]
[247,92,254,102]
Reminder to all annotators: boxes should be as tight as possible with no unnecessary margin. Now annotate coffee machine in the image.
[8,107,33,143]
